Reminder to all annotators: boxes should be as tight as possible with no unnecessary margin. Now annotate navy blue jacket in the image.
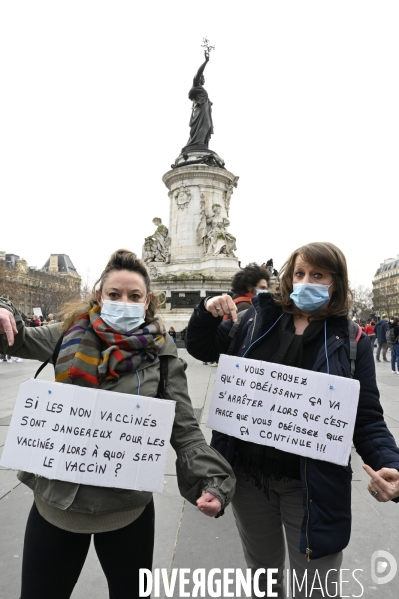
[186,293,399,560]
[375,318,389,343]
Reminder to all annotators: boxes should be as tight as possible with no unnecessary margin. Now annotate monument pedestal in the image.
[143,150,240,331]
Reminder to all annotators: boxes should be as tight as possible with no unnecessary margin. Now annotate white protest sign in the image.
[207,355,360,466]
[0,379,175,492]
[33,308,42,316]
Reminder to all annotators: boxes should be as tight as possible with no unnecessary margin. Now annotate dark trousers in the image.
[20,500,154,599]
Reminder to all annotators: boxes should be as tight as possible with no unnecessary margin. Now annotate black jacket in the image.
[375,318,389,343]
[186,293,399,559]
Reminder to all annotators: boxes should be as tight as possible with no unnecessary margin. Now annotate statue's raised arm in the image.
[193,51,209,87]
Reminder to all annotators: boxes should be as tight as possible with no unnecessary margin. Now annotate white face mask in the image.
[256,289,269,295]
[100,299,146,333]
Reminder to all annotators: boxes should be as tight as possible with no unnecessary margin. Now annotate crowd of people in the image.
[359,314,399,372]
[1,242,399,599]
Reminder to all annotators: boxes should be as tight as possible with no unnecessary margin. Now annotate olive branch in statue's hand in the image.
[201,37,215,60]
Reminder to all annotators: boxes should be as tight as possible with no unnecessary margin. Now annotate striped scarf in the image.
[55,306,166,387]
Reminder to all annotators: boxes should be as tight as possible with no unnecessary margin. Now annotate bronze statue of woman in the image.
[182,50,214,153]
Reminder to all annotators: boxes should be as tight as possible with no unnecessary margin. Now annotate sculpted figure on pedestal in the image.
[142,237,157,263]
[142,218,171,264]
[206,204,236,257]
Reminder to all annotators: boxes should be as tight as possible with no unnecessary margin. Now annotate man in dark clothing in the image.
[374,315,389,362]
[229,263,271,314]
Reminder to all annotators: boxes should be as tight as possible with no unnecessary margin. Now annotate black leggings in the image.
[21,500,154,599]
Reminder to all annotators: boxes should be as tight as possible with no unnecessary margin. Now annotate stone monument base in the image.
[150,275,235,332]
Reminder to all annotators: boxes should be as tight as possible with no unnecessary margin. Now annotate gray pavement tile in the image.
[199,423,212,445]
[0,385,21,400]
[193,407,203,422]
[0,484,31,599]
[0,426,8,446]
[164,444,178,476]
[380,403,399,422]
[70,545,109,598]
[153,488,185,571]
[170,503,246,598]
[0,468,20,498]
[0,400,21,420]
[0,415,12,426]
[379,381,399,392]
[378,378,399,389]
[384,414,399,428]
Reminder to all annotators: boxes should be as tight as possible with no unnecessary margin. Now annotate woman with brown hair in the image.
[0,249,235,599]
[186,241,399,599]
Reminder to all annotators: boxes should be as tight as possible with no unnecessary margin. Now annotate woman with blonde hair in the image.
[0,249,235,599]
[186,241,399,599]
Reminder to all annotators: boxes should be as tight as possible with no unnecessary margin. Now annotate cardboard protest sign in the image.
[0,379,175,492]
[207,355,360,466]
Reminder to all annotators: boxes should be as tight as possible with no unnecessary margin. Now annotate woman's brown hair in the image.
[61,249,160,332]
[275,242,352,320]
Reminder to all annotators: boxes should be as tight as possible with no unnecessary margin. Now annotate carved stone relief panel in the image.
[174,184,192,210]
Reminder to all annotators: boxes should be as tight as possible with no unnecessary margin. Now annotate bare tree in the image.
[372,286,392,318]
[80,269,93,302]
[0,262,28,313]
[351,285,373,322]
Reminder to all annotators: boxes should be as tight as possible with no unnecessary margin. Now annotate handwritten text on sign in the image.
[207,355,360,466]
[0,379,175,492]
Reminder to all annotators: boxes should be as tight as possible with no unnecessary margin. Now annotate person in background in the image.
[29,315,41,328]
[389,318,399,374]
[0,249,235,599]
[186,241,399,599]
[374,315,389,362]
[227,262,271,315]
[168,326,177,343]
[364,320,376,350]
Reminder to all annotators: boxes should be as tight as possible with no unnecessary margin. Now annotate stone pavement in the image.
[1,353,399,598]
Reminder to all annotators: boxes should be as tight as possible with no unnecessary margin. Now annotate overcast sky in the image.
[1,1,398,290]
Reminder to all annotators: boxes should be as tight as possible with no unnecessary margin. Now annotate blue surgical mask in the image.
[290,283,332,313]
[256,289,269,295]
[101,300,146,333]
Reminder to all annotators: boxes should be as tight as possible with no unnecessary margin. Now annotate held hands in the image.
[196,491,222,517]
[0,308,17,346]
[205,295,238,323]
[363,464,399,502]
